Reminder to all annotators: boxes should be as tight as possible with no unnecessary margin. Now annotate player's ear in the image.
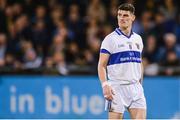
[117,10,119,19]
[132,14,135,21]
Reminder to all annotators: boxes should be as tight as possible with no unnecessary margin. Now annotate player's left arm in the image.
[140,62,144,84]
[140,36,144,84]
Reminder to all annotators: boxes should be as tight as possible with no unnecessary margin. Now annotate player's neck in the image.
[119,26,132,36]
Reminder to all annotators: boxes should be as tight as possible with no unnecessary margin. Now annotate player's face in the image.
[117,10,135,29]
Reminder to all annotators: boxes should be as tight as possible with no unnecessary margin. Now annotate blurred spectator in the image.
[12,3,23,18]
[4,5,14,31]
[23,0,35,17]
[139,10,154,40]
[48,0,58,10]
[49,31,66,56]
[143,35,160,76]
[23,48,42,69]
[159,0,177,20]
[151,11,176,45]
[175,13,180,43]
[86,19,99,43]
[0,33,7,67]
[159,50,180,75]
[45,51,68,75]
[66,4,85,49]
[32,5,48,25]
[5,53,15,68]
[65,42,84,65]
[14,14,32,40]
[143,35,160,64]
[158,33,180,60]
[86,0,106,23]
[107,0,118,29]
[101,24,113,39]
[0,0,7,33]
[0,0,6,10]
[53,51,68,75]
[50,5,64,28]
[31,19,49,56]
[85,37,100,66]
[20,40,42,69]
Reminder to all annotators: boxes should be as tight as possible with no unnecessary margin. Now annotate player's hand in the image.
[102,84,115,100]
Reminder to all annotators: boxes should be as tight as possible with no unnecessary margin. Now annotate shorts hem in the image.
[129,106,147,110]
[108,109,124,114]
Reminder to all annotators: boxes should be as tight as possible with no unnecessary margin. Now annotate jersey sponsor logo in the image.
[129,51,134,56]
[107,51,141,65]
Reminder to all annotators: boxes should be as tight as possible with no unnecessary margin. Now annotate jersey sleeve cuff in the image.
[100,49,111,55]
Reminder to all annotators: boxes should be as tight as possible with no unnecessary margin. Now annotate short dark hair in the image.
[118,3,135,14]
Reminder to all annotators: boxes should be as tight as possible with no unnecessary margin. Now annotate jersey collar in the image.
[115,28,133,39]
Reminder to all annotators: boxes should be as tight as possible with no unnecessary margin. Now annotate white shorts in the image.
[105,80,146,113]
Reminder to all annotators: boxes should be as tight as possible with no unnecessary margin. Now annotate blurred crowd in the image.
[0,0,179,75]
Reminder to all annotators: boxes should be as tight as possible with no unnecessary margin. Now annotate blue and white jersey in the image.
[100,28,144,84]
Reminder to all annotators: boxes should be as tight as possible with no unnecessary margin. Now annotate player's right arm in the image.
[98,53,114,100]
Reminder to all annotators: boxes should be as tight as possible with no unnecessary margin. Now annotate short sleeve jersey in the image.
[100,28,144,84]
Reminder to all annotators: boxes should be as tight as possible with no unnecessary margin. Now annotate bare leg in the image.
[109,112,123,120]
[128,108,146,119]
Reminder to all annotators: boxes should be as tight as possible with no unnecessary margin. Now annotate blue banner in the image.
[0,76,179,119]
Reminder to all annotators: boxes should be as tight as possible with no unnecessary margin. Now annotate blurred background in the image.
[0,0,179,119]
